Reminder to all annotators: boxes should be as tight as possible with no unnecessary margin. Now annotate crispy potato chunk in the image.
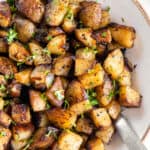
[65,80,87,105]
[47,27,64,37]
[11,104,31,124]
[0,127,12,150]
[104,49,124,79]
[0,110,11,127]
[109,23,136,48]
[46,77,64,107]
[0,57,17,75]
[75,28,96,48]
[58,130,83,150]
[119,86,141,107]
[45,0,69,26]
[91,108,112,128]
[0,38,7,53]
[47,34,67,55]
[15,69,32,86]
[29,90,47,112]
[0,2,11,27]
[78,63,105,89]
[11,140,27,150]
[79,1,101,30]
[12,123,34,141]
[96,125,114,144]
[107,41,124,51]
[52,54,73,76]
[87,138,104,150]
[16,0,45,23]
[46,108,77,129]
[0,98,4,110]
[15,17,36,43]
[0,30,7,38]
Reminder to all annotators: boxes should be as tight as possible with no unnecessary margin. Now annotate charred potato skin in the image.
[16,0,45,23]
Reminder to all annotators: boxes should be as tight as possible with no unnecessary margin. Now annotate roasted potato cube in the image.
[0,38,7,53]
[79,1,101,30]
[15,69,32,86]
[107,41,124,51]
[0,30,8,38]
[96,125,114,144]
[15,17,36,43]
[30,127,58,149]
[47,27,64,38]
[119,86,141,107]
[16,0,44,23]
[46,108,77,129]
[0,127,12,150]
[0,110,11,127]
[109,23,136,48]
[0,57,17,75]
[0,2,11,27]
[76,118,93,135]
[87,138,104,150]
[104,49,124,79]
[12,123,34,141]
[117,67,131,86]
[52,54,73,76]
[45,0,69,26]
[106,100,121,120]
[96,44,106,56]
[11,140,27,150]
[70,100,92,115]
[91,108,112,128]
[75,28,96,48]
[96,75,113,106]
[29,41,51,65]
[11,104,31,124]
[30,65,54,89]
[65,80,87,105]
[78,63,105,89]
[0,98,4,110]
[46,77,64,107]
[9,42,32,65]
[93,29,112,44]
[47,34,67,55]
[29,90,47,112]
[58,130,83,150]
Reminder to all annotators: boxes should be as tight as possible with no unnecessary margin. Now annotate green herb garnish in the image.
[17,61,25,67]
[65,9,74,21]
[4,74,14,80]
[7,0,17,12]
[7,28,18,44]
[45,129,58,139]
[0,131,6,137]
[46,102,51,109]
[54,90,64,101]
[40,92,47,101]
[43,48,51,56]
[22,138,33,150]
[0,85,6,92]
[101,32,107,38]
[106,6,111,12]
[63,99,70,109]
[47,35,53,41]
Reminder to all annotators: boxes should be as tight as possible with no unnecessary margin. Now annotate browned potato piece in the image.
[65,80,87,105]
[107,41,124,51]
[96,75,113,106]
[30,65,54,89]
[106,100,121,120]
[58,130,83,150]
[0,30,8,38]
[9,42,32,65]
[0,127,12,150]
[46,77,64,107]
[46,108,77,129]
[29,90,47,112]
[60,77,69,90]
[11,139,27,150]
[0,98,4,110]
[12,123,34,141]
[109,23,136,48]
[45,0,69,26]
[79,1,101,30]
[15,69,32,86]
[96,44,106,56]
[75,28,96,48]
[76,118,93,135]
[70,100,92,115]
[104,49,124,79]
[99,10,111,28]
[119,86,141,107]
[80,134,88,148]
[0,2,11,27]
[16,0,44,23]
[31,127,58,149]
[0,57,17,75]
[78,63,105,89]
[93,29,112,44]
[29,41,51,65]
[87,138,104,150]
[117,67,131,86]
[91,108,112,128]
[47,34,67,55]
[96,125,114,144]
[11,104,31,124]
[0,110,11,127]
[0,38,7,53]
[52,54,73,76]
[15,17,36,43]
